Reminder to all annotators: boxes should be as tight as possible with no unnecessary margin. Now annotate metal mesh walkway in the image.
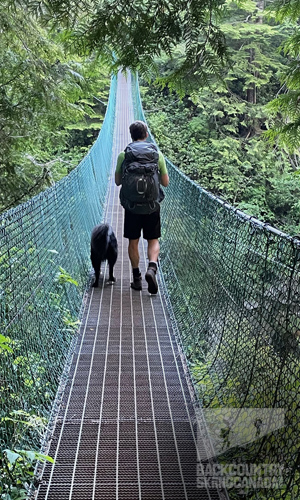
[36,73,225,500]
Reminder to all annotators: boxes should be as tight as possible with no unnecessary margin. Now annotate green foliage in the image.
[0,249,81,434]
[2,411,47,446]
[1,444,53,499]
[140,0,300,235]
[55,266,79,286]
[4,0,300,155]
[266,89,300,152]
[0,335,13,354]
[0,1,110,212]
[191,332,300,498]
[0,396,52,499]
[142,82,300,234]
[262,1,300,150]
[272,0,300,23]
[0,262,78,497]
[12,0,229,92]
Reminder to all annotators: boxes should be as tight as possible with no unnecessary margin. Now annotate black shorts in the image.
[124,209,161,240]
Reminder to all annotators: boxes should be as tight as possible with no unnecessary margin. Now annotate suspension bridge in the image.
[1,72,300,500]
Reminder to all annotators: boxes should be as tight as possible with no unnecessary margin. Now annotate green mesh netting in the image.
[0,76,117,451]
[132,74,300,500]
[1,71,300,499]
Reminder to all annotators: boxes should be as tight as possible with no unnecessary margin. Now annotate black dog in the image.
[90,223,118,287]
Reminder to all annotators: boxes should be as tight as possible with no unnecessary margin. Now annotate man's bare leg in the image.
[147,238,160,263]
[128,238,140,268]
[128,238,142,290]
[146,238,159,294]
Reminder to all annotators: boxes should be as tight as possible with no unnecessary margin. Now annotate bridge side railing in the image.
[0,75,117,450]
[132,73,300,499]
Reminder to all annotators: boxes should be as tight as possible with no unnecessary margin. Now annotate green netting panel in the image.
[132,73,300,499]
[0,75,117,450]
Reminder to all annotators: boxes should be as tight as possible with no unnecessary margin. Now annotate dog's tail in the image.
[91,223,111,260]
[106,225,113,252]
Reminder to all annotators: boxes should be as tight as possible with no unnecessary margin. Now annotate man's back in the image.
[115,121,169,294]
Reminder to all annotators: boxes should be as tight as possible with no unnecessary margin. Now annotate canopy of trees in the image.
[139,1,300,235]
[2,0,300,235]
[0,0,111,210]
[15,0,228,88]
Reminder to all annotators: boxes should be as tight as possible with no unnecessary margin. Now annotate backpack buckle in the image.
[137,177,147,195]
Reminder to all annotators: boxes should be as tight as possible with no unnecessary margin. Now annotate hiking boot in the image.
[145,267,158,294]
[131,274,142,291]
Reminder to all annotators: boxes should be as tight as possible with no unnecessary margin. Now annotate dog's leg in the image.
[107,244,117,283]
[91,252,101,287]
[108,261,116,283]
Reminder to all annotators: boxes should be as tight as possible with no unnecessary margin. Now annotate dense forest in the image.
[2,0,300,236]
[139,1,300,236]
[0,1,111,211]
[2,1,300,498]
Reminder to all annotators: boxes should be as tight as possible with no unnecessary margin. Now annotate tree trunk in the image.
[247,48,256,104]
[246,0,264,104]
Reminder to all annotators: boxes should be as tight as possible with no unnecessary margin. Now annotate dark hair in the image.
[129,121,148,141]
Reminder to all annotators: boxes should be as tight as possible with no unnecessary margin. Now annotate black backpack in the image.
[120,141,164,214]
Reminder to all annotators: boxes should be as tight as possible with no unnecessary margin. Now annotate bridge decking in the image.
[36,73,225,500]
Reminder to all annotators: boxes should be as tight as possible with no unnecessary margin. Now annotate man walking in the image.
[115,121,169,294]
